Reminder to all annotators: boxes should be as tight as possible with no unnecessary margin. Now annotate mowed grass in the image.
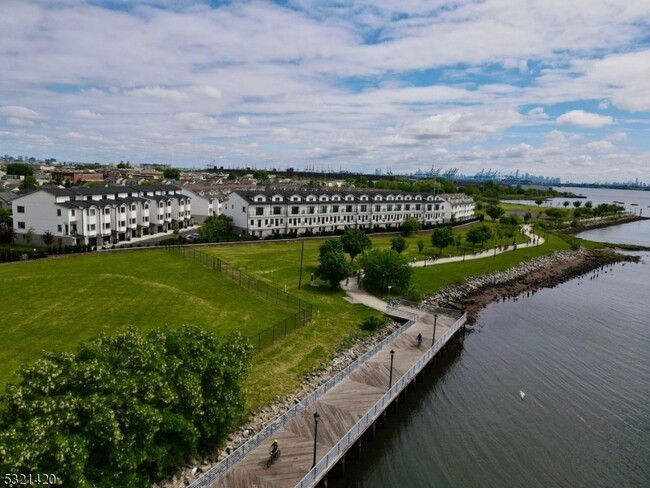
[0,250,292,391]
[411,232,573,296]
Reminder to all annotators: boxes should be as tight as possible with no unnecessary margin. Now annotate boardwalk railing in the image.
[187,310,419,488]
[167,245,312,351]
[294,313,467,488]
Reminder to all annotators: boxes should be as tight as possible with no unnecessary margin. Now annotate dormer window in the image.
[387,195,394,201]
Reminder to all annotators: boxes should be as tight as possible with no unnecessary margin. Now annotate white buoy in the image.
[519,390,526,400]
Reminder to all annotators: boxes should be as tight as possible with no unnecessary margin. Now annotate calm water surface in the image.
[332,203,650,488]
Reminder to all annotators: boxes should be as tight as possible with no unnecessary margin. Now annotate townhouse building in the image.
[222,190,474,237]
[12,185,191,247]
[179,187,219,224]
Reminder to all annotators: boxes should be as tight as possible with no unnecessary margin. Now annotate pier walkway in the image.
[190,304,466,488]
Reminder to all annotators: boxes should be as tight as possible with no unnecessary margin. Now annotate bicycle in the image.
[266,448,281,468]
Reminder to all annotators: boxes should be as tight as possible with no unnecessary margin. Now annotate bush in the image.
[361,316,387,332]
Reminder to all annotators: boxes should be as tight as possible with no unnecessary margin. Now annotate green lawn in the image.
[0,250,292,391]
[410,232,572,296]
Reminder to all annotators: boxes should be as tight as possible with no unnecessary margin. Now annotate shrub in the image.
[361,316,387,332]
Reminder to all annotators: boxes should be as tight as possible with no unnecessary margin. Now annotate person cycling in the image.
[270,440,280,460]
[416,333,423,346]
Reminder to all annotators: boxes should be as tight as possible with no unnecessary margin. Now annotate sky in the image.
[1,0,650,183]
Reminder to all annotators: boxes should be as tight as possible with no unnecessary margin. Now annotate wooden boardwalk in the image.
[208,309,458,488]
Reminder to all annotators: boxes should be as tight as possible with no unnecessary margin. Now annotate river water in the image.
[332,197,650,488]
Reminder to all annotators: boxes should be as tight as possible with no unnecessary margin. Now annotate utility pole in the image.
[298,239,305,289]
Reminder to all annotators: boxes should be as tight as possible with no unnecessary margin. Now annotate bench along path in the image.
[206,301,458,488]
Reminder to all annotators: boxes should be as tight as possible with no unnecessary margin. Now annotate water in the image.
[507,186,650,215]
[332,194,650,488]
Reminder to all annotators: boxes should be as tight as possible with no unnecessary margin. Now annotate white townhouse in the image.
[12,185,191,247]
[179,187,219,224]
[222,189,475,238]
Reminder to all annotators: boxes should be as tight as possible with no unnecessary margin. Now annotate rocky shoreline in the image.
[562,214,649,235]
[422,248,640,323]
[158,247,641,487]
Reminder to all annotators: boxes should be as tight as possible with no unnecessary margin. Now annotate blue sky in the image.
[1,0,650,183]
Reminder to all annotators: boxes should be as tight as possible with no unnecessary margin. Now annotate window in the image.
[144,204,149,210]
[71,210,76,217]
[405,204,411,211]
[320,205,327,214]
[104,223,110,229]
[415,204,421,210]
[308,206,315,214]
[120,220,126,227]
[143,217,149,223]
[346,205,353,213]
[291,206,299,214]
[256,207,264,216]
[360,204,367,212]
[18,222,26,229]
[374,205,381,212]
[387,204,393,211]
[57,209,62,217]
[57,225,62,232]
[242,206,246,213]
[131,205,136,211]
[104,208,110,214]
[273,206,282,215]
[130,218,136,224]
[87,224,96,231]
[332,205,339,213]
[120,207,126,213]
[89,209,95,216]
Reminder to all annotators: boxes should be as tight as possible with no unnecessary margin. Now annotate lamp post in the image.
[432,313,438,346]
[312,412,320,468]
[387,285,392,297]
[388,350,395,391]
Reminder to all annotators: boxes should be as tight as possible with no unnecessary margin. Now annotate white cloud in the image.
[7,117,35,127]
[130,86,189,102]
[237,116,250,126]
[70,109,102,119]
[527,107,549,120]
[585,140,614,151]
[0,105,41,119]
[272,127,293,138]
[191,85,223,100]
[556,110,613,128]
[176,112,217,130]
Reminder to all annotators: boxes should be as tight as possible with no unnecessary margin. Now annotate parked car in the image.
[184,233,201,242]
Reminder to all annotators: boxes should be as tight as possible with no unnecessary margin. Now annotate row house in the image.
[11,185,191,247]
[222,190,475,237]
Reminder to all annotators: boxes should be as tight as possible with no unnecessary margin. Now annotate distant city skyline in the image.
[1,1,649,183]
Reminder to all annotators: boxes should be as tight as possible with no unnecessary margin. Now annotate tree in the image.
[431,226,454,255]
[253,169,269,181]
[416,239,425,254]
[359,249,412,293]
[485,204,505,222]
[573,201,582,208]
[400,216,421,236]
[0,208,11,229]
[316,244,351,289]
[163,167,181,180]
[319,237,344,258]
[42,230,54,247]
[198,215,232,241]
[341,228,372,263]
[390,235,408,254]
[6,162,33,176]
[19,175,38,190]
[523,211,532,224]
[534,198,544,207]
[585,200,593,209]
[0,325,252,487]
[466,224,492,250]
[563,201,570,208]
[24,227,35,246]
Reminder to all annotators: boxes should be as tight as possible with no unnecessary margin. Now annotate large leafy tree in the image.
[400,216,421,236]
[466,224,493,250]
[359,249,412,293]
[431,226,454,255]
[485,204,505,222]
[163,167,181,180]
[198,215,232,241]
[340,228,371,263]
[0,325,252,487]
[6,163,33,176]
[316,241,351,289]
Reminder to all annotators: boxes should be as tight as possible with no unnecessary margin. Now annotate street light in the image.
[388,350,395,391]
[387,285,392,297]
[432,314,438,346]
[312,412,320,468]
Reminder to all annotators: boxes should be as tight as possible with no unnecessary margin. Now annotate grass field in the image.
[0,250,293,391]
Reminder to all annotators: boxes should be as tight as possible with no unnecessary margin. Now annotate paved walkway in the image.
[408,224,543,268]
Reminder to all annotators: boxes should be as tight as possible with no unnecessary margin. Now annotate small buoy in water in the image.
[519,390,525,400]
